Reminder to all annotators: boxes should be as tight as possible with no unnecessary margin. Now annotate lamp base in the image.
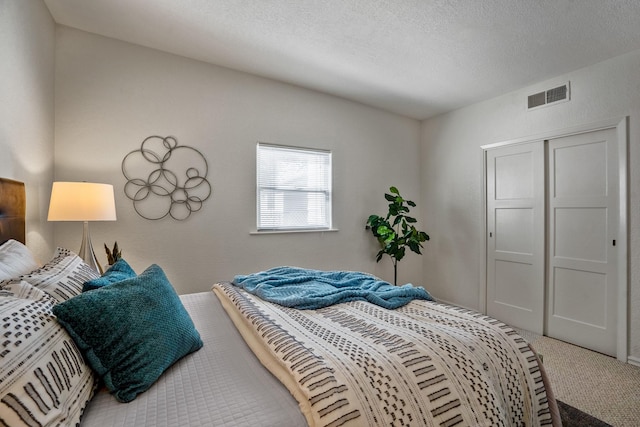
[79,221,103,274]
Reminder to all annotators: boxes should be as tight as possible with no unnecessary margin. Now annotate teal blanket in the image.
[232,266,433,309]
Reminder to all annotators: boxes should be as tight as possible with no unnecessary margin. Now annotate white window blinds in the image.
[257,143,332,231]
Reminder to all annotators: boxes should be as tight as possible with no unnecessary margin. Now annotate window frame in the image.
[256,142,333,233]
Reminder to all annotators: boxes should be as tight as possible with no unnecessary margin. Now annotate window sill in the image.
[250,228,339,235]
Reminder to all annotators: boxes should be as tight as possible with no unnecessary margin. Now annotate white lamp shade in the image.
[48,182,117,221]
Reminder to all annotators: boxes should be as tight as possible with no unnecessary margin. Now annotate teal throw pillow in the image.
[52,264,203,403]
[82,258,136,292]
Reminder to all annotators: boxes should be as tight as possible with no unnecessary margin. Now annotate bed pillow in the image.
[82,258,136,292]
[0,296,97,427]
[52,264,203,403]
[19,247,100,302]
[0,239,39,280]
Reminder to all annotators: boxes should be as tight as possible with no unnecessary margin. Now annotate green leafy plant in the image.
[366,186,429,285]
[104,241,122,266]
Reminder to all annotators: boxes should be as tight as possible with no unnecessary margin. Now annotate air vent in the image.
[527,82,570,110]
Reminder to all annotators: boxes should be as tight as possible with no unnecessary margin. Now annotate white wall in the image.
[0,0,56,262]
[420,50,640,361]
[53,27,424,294]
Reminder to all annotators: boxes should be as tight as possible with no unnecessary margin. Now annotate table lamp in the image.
[47,182,117,273]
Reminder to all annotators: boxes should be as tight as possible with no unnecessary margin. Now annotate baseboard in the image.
[628,355,640,367]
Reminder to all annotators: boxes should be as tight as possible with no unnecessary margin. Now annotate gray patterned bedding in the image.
[1,250,560,427]
[0,243,559,426]
[214,281,560,427]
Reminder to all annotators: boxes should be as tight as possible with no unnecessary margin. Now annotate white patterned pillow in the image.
[16,248,99,303]
[0,296,97,426]
[0,239,39,281]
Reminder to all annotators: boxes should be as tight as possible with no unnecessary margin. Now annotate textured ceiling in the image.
[44,0,640,120]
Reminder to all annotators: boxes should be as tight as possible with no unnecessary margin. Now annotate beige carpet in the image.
[515,329,640,427]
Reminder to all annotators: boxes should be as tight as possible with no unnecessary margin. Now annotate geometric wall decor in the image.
[122,135,211,221]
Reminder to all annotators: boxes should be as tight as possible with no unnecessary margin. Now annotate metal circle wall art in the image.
[122,135,212,221]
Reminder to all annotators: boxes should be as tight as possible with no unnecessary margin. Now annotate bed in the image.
[0,178,560,426]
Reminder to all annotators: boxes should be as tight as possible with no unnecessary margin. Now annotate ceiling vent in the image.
[527,82,570,110]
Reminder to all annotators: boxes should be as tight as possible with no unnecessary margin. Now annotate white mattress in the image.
[80,291,307,426]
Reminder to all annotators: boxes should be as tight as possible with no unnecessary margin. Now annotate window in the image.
[257,143,332,231]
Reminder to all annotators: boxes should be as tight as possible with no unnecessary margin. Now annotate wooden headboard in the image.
[0,178,26,245]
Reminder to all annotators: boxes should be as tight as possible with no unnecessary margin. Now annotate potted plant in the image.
[104,241,122,266]
[366,186,429,285]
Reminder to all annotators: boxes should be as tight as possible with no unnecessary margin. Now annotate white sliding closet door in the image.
[486,142,545,333]
[484,121,625,359]
[546,128,618,356]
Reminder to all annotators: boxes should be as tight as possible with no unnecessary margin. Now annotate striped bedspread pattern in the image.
[214,282,555,427]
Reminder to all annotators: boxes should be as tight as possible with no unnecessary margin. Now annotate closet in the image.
[483,119,627,360]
